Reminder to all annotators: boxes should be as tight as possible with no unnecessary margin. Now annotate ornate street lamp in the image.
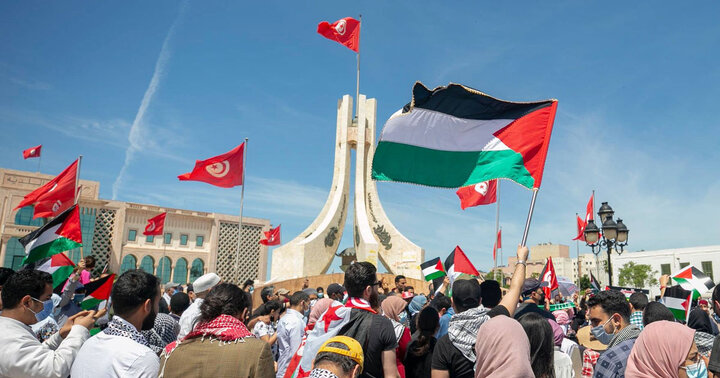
[584,202,629,286]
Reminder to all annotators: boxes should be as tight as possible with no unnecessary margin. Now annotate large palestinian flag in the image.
[445,246,479,285]
[661,285,692,322]
[18,205,82,265]
[372,82,558,190]
[81,273,115,310]
[672,265,715,299]
[37,253,76,289]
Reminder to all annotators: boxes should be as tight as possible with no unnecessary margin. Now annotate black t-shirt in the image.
[338,309,397,378]
[431,306,509,378]
[404,336,437,378]
[708,336,720,373]
[513,302,556,321]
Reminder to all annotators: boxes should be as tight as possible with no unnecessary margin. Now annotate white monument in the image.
[271,95,424,279]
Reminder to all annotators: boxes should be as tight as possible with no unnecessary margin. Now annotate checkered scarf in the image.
[607,324,641,348]
[142,313,180,354]
[103,315,150,347]
[447,306,489,363]
[184,314,253,342]
[309,369,339,378]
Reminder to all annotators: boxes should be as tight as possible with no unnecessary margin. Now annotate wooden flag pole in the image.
[233,138,249,285]
[520,189,539,247]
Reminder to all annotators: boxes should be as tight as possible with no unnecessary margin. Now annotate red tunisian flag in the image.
[260,225,281,246]
[492,229,502,260]
[23,145,42,159]
[15,159,78,219]
[317,17,360,52]
[572,215,586,241]
[456,179,497,210]
[144,213,166,236]
[540,257,559,298]
[585,193,594,223]
[178,143,244,188]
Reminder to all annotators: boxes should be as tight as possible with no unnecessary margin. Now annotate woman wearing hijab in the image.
[687,306,715,357]
[518,313,558,378]
[404,306,439,378]
[381,295,412,378]
[626,320,705,378]
[474,315,534,378]
[407,295,427,333]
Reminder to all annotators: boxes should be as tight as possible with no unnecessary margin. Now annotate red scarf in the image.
[345,297,377,314]
[164,314,254,355]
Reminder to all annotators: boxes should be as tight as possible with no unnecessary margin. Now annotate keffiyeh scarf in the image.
[607,324,642,348]
[447,306,489,363]
[104,315,150,347]
[184,314,253,342]
[142,313,180,354]
[309,368,339,378]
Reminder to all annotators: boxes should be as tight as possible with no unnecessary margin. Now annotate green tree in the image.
[579,275,591,290]
[618,262,658,288]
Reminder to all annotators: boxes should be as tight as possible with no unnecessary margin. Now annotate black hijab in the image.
[688,307,713,334]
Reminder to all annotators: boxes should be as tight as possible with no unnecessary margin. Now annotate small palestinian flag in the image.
[81,273,115,310]
[590,272,602,293]
[672,265,716,299]
[37,253,75,288]
[421,257,445,281]
[372,82,558,190]
[19,205,82,265]
[661,285,692,322]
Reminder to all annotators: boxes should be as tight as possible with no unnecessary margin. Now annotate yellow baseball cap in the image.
[317,336,364,372]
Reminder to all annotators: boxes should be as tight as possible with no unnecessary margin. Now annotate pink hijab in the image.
[381,296,407,322]
[475,315,535,378]
[553,310,570,325]
[308,298,335,326]
[548,319,564,346]
[625,320,695,378]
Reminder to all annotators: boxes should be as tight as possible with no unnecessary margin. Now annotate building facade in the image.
[0,167,271,284]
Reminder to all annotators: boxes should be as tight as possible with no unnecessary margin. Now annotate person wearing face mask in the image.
[584,290,641,378]
[70,269,162,378]
[626,320,706,378]
[30,293,63,341]
[276,291,310,378]
[514,278,556,321]
[381,295,411,378]
[0,269,98,378]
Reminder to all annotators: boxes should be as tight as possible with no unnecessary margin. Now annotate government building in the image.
[0,167,271,284]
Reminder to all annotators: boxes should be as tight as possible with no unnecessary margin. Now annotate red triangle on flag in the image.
[674,266,693,280]
[434,260,445,273]
[57,206,82,244]
[452,246,479,276]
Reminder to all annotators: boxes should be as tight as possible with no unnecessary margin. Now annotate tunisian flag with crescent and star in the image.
[178,143,244,188]
[15,159,78,219]
[317,17,360,52]
[456,179,497,210]
[23,145,42,159]
[143,212,166,236]
[572,215,586,241]
[540,257,559,298]
[259,225,281,246]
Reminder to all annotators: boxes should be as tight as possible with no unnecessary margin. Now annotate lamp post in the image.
[584,202,629,286]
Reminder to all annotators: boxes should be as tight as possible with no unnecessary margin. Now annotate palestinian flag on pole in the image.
[372,82,558,190]
[18,205,82,265]
[590,272,602,293]
[672,265,716,299]
[81,273,115,310]
[421,257,445,281]
[37,253,76,289]
[661,285,693,322]
[445,246,479,286]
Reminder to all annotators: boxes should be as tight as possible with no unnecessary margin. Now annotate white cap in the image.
[192,273,221,293]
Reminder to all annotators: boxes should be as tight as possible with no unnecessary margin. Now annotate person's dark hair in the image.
[290,291,309,306]
[242,279,254,289]
[411,306,439,356]
[519,312,555,378]
[317,286,324,293]
[254,300,283,318]
[405,285,414,291]
[344,262,377,298]
[0,267,15,286]
[198,283,250,324]
[395,275,406,284]
[314,341,359,373]
[629,292,648,311]
[170,292,190,315]
[111,270,159,316]
[479,280,502,308]
[643,301,675,326]
[587,290,631,321]
[260,286,274,303]
[451,279,482,313]
[712,284,720,309]
[429,293,452,312]
[1,270,52,309]
[84,255,96,269]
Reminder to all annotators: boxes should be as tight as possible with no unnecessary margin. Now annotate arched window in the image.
[189,258,204,283]
[120,255,137,273]
[139,256,155,274]
[157,257,172,284]
[173,258,188,284]
[14,206,44,227]
[3,237,26,270]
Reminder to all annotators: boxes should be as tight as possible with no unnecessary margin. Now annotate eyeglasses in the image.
[372,280,382,287]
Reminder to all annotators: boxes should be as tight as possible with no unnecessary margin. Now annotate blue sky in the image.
[2,2,719,277]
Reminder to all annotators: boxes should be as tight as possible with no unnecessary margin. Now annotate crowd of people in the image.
[1,246,720,377]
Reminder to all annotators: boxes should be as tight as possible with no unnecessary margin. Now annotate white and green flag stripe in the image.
[421,257,445,281]
[661,285,692,322]
[37,253,76,288]
[672,266,715,299]
[19,205,82,265]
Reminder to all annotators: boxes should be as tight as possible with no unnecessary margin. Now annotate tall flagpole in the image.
[494,180,500,283]
[520,189,539,247]
[75,155,83,259]
[355,14,361,119]
[234,138,249,285]
[37,153,42,173]
[575,212,580,287]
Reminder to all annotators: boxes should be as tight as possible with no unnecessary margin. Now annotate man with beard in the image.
[337,262,399,378]
[71,270,161,377]
[513,277,556,321]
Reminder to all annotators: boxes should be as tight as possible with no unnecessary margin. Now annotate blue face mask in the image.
[249,287,254,294]
[317,293,324,298]
[683,360,708,378]
[28,297,54,323]
[590,317,614,345]
[72,294,85,305]
[398,311,408,325]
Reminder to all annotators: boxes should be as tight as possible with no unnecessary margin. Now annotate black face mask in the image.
[141,307,157,331]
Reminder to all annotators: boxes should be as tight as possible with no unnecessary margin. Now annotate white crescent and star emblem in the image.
[205,161,230,178]
[543,271,552,283]
[47,183,58,193]
[30,149,36,155]
[335,19,347,35]
[52,200,62,213]
[147,221,156,232]
[474,182,489,196]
